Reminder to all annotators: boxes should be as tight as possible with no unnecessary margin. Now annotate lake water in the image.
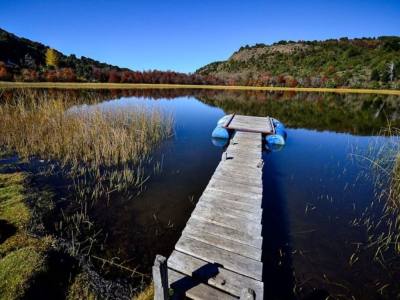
[1,89,400,299]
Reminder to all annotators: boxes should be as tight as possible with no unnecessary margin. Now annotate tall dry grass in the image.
[356,126,400,259]
[0,90,173,259]
[0,92,172,169]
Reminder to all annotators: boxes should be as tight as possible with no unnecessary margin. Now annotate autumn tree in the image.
[0,61,9,80]
[45,48,59,68]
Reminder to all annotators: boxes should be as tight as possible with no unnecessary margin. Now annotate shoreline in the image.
[1,81,400,95]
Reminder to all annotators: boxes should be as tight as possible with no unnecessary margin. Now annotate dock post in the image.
[240,288,255,300]
[153,255,169,300]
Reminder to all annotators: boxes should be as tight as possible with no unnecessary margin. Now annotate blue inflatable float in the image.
[266,118,287,147]
[211,126,229,139]
[211,115,231,139]
[211,115,287,149]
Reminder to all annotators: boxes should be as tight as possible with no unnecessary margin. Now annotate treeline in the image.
[197,37,400,89]
[0,28,222,85]
[2,27,400,89]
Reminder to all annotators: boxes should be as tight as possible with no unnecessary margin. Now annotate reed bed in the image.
[355,127,400,260]
[0,90,173,263]
[0,93,172,170]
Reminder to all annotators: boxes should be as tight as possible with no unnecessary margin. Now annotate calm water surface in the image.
[2,89,400,299]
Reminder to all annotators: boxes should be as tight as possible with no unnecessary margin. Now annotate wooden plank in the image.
[187,218,262,248]
[226,143,262,152]
[234,131,262,137]
[200,194,262,214]
[215,162,262,176]
[219,159,263,172]
[203,187,262,204]
[175,236,263,281]
[153,255,169,300]
[168,268,235,300]
[230,116,269,125]
[208,178,263,195]
[224,152,262,161]
[182,229,262,260]
[212,169,263,188]
[215,164,261,182]
[191,207,262,236]
[229,121,268,129]
[220,160,263,170]
[168,251,264,299]
[195,200,262,223]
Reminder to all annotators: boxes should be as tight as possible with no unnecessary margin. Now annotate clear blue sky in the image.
[1,0,399,73]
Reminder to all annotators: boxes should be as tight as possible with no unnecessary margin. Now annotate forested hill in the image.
[196,37,400,89]
[0,28,220,84]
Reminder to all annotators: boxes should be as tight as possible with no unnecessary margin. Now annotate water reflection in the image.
[1,88,399,299]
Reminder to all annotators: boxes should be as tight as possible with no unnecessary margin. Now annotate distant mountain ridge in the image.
[0,28,219,84]
[1,28,399,89]
[0,28,129,77]
[196,37,400,89]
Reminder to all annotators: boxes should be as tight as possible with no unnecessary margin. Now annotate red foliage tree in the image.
[58,68,76,82]
[44,70,57,82]
[108,70,121,83]
[0,61,10,81]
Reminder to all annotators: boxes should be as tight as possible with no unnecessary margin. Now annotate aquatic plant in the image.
[0,90,174,296]
[0,90,173,201]
[354,126,400,261]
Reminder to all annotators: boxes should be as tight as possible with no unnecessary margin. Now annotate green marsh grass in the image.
[0,172,54,299]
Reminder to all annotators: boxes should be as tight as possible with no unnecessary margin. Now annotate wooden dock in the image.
[153,115,273,300]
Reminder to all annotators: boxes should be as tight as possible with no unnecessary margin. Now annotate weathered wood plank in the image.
[215,164,262,180]
[223,154,262,164]
[217,160,262,174]
[203,187,262,204]
[168,251,264,299]
[208,178,263,195]
[191,207,262,236]
[220,160,263,171]
[186,217,263,249]
[210,173,263,189]
[214,165,261,183]
[229,145,262,153]
[200,194,262,214]
[196,199,262,222]
[153,255,169,300]
[168,268,235,300]
[182,229,262,260]
[175,236,263,280]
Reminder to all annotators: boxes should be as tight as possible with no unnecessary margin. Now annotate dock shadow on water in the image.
[0,88,399,299]
[262,151,295,300]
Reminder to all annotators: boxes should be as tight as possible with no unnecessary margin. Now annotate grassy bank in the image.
[0,172,54,299]
[1,81,400,95]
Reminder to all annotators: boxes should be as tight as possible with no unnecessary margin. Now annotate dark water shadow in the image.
[0,220,17,243]
[262,152,295,300]
[23,250,79,300]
